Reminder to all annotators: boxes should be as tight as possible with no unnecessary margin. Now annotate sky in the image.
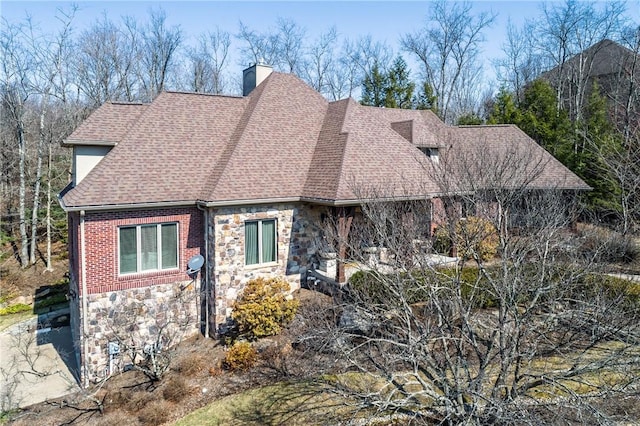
[2,1,639,92]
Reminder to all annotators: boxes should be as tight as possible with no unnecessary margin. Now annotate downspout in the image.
[196,203,212,337]
[80,210,89,388]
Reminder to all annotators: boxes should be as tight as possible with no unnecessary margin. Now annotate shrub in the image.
[433,225,453,256]
[137,400,174,426]
[0,303,31,316]
[454,217,499,261]
[434,217,499,261]
[223,341,258,371]
[347,270,387,304]
[162,376,191,403]
[232,277,299,338]
[577,224,639,264]
[172,352,208,377]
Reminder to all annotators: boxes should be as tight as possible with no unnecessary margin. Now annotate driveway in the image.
[0,309,80,409]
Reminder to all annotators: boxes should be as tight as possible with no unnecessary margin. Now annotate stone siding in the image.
[79,281,199,382]
[208,203,324,328]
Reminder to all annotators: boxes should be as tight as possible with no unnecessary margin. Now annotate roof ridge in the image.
[198,78,267,201]
[163,90,243,99]
[302,99,350,199]
[455,124,515,128]
[107,101,148,106]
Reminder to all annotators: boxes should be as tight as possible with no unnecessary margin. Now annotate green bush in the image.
[347,270,387,304]
[0,303,32,316]
[223,341,258,371]
[439,267,498,308]
[232,277,299,339]
[581,274,640,307]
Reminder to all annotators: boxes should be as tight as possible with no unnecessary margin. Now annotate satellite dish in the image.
[186,254,205,277]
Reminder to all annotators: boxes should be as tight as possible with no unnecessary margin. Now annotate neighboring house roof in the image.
[60,72,589,211]
[542,39,638,80]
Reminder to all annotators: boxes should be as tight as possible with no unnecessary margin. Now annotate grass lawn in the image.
[174,380,354,426]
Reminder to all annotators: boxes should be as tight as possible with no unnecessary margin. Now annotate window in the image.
[119,223,178,274]
[245,219,277,265]
[419,147,439,163]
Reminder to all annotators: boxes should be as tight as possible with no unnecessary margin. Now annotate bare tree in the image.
[274,18,306,74]
[534,0,628,120]
[236,21,281,69]
[236,18,306,74]
[301,26,338,96]
[185,27,231,94]
[494,20,543,103]
[324,40,365,101]
[300,140,640,424]
[136,9,182,101]
[1,20,33,268]
[402,0,496,123]
[75,14,137,107]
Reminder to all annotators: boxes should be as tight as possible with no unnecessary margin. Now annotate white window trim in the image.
[118,223,179,275]
[245,218,278,267]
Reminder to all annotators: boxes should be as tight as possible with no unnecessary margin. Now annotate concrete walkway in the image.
[0,309,80,409]
[607,273,640,282]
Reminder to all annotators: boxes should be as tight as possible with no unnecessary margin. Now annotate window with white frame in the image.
[119,223,178,274]
[245,219,277,265]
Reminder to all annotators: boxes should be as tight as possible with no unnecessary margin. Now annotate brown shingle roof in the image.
[450,125,589,191]
[63,102,148,146]
[60,72,588,210]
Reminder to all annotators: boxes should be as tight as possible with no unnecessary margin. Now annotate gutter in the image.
[59,199,196,213]
[80,210,89,388]
[195,203,212,337]
[61,139,117,148]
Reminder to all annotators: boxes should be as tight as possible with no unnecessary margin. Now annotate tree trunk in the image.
[46,137,53,271]
[29,106,45,265]
[18,120,28,268]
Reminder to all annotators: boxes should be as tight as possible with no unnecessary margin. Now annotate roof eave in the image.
[61,139,118,147]
[58,198,196,212]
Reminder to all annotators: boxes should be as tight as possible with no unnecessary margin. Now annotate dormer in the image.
[391,118,444,162]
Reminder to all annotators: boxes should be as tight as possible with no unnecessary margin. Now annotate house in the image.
[59,64,589,384]
[541,38,639,123]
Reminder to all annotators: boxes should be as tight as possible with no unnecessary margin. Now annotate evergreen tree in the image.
[487,87,521,124]
[361,57,416,109]
[579,81,623,219]
[415,81,438,113]
[517,79,574,164]
[360,62,388,107]
[456,113,483,125]
[385,56,415,109]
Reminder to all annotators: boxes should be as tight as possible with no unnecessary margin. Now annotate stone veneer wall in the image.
[208,203,324,329]
[68,207,204,384]
[81,281,199,382]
